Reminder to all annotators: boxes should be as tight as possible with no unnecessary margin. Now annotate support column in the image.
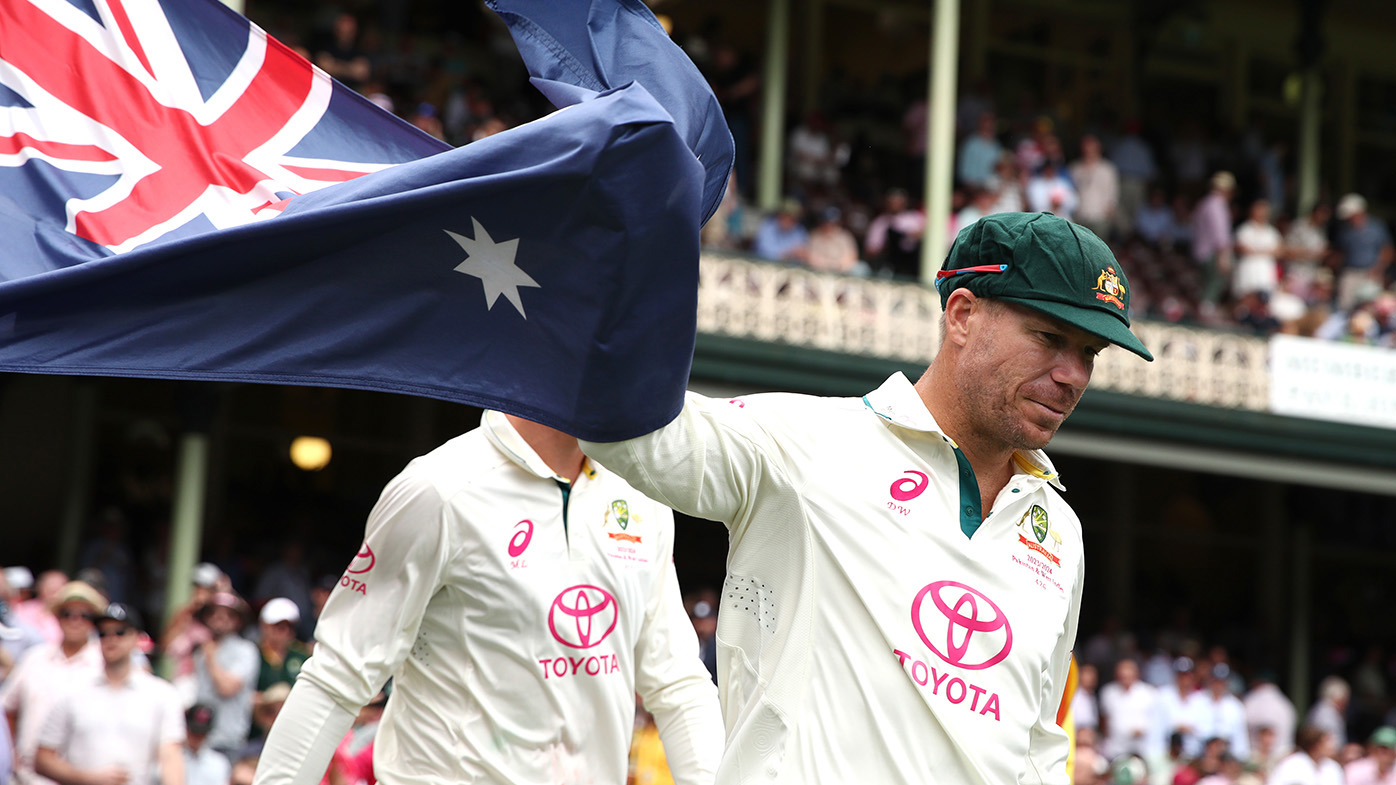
[55,381,98,574]
[756,0,791,212]
[920,0,961,285]
[1288,522,1312,717]
[1296,70,1323,215]
[160,387,220,677]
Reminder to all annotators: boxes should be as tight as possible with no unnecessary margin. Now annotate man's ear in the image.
[942,289,980,347]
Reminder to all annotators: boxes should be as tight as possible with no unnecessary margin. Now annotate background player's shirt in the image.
[583,373,1083,785]
[301,411,720,785]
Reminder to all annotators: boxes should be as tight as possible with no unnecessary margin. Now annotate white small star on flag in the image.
[446,218,540,317]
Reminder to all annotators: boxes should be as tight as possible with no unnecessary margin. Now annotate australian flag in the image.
[0,0,731,441]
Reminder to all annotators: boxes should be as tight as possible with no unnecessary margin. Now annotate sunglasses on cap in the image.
[96,626,133,638]
[58,610,94,621]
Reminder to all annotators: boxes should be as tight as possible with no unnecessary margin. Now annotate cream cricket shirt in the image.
[582,373,1083,785]
[261,411,721,785]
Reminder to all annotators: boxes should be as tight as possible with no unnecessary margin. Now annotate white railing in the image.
[697,253,1272,411]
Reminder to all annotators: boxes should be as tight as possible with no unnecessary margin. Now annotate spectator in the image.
[0,570,43,675]
[34,603,184,785]
[1332,194,1393,311]
[1244,671,1296,766]
[805,207,865,275]
[1136,187,1178,250]
[1098,658,1162,760]
[1344,726,1396,785]
[1069,134,1120,240]
[312,12,371,91]
[955,187,998,235]
[1233,199,1283,299]
[1161,657,1208,759]
[788,111,847,194]
[1251,726,1283,779]
[1284,203,1332,302]
[252,542,313,641]
[864,188,925,278]
[1196,754,1250,785]
[1306,677,1351,749]
[4,567,34,604]
[161,561,225,707]
[193,592,260,759]
[1,580,105,785]
[1267,725,1342,785]
[1024,158,1079,220]
[255,598,309,697]
[1110,119,1159,238]
[184,704,231,785]
[985,154,1025,215]
[957,111,1003,188]
[752,199,810,264]
[1073,663,1100,733]
[244,682,290,760]
[306,574,337,647]
[14,570,67,646]
[1072,726,1107,785]
[1191,172,1236,308]
[1190,664,1251,761]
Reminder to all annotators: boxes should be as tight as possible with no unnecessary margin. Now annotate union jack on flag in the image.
[0,0,447,257]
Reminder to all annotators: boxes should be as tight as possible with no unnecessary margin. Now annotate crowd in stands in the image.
[1068,624,1396,785]
[244,6,1396,349]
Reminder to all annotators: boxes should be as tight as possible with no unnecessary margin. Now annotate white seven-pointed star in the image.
[445,218,540,317]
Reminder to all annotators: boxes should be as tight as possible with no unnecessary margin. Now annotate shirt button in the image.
[1011,488,1021,493]
[963,505,975,515]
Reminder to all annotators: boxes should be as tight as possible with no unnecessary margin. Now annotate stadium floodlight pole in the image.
[756,0,791,213]
[920,0,960,287]
[55,381,98,575]
[1295,70,1322,215]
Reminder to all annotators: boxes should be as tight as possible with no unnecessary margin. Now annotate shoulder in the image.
[386,428,511,504]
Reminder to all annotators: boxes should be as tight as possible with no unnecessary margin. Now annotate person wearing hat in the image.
[193,592,260,760]
[159,562,225,707]
[1,581,105,785]
[254,598,309,698]
[34,603,185,785]
[183,704,231,785]
[1332,193,1393,312]
[580,211,1152,784]
[1345,726,1396,785]
[752,197,810,264]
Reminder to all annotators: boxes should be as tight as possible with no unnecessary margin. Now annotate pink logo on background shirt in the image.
[346,544,375,574]
[911,580,1013,670]
[548,585,619,649]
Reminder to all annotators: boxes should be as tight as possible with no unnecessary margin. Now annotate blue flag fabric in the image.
[486,0,732,225]
[0,0,725,441]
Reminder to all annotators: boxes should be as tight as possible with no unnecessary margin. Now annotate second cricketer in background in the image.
[583,212,1153,784]
[252,412,723,785]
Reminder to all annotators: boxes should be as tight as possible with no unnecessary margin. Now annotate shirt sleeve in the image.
[632,507,724,785]
[581,392,792,540]
[1024,544,1085,785]
[158,681,187,746]
[254,469,453,785]
[0,652,30,713]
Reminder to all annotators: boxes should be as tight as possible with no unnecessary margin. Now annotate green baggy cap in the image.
[935,212,1153,361]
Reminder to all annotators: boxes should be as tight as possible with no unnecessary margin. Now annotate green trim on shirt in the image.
[953,446,983,538]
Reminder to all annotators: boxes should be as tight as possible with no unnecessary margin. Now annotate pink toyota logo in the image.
[548,585,619,649]
[911,580,1013,670]
[346,543,375,574]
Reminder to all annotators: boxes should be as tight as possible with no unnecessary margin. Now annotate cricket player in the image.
[253,412,723,784]
[582,212,1153,784]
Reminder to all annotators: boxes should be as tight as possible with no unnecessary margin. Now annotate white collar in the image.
[862,373,1065,491]
[482,410,597,484]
